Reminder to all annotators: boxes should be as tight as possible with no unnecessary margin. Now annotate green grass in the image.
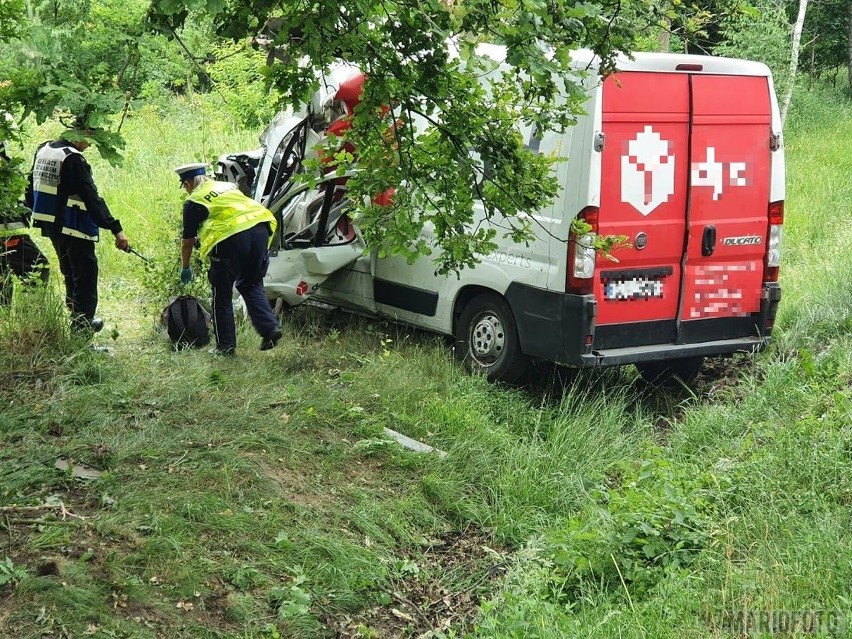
[1,84,852,638]
[775,86,852,349]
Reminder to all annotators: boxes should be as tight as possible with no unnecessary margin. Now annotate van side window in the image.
[481,156,495,183]
[526,125,542,153]
[476,125,542,189]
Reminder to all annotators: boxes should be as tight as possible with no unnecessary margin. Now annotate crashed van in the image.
[217,49,784,383]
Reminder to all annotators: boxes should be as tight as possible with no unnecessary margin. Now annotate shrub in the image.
[544,452,723,601]
[0,557,29,588]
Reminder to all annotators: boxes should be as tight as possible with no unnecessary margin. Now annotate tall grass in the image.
[0,280,76,372]
[774,85,852,348]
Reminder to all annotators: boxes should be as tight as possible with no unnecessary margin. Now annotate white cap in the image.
[173,163,207,182]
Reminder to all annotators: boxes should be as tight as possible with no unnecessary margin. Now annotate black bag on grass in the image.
[161,295,211,348]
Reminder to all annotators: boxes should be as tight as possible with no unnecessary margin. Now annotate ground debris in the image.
[382,428,447,459]
[55,458,103,480]
[0,500,88,521]
[323,528,507,638]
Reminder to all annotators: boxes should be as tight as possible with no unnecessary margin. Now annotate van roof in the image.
[474,44,772,78]
[602,50,771,77]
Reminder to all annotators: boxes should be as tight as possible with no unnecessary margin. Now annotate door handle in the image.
[702,225,716,256]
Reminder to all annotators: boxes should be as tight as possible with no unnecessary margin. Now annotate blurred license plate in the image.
[604,277,664,301]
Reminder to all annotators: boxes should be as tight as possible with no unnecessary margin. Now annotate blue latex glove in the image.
[180,267,193,285]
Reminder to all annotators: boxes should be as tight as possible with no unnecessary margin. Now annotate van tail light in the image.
[567,206,599,294]
[765,200,784,282]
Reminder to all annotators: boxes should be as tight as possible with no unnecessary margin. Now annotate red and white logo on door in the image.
[690,147,749,201]
[621,125,675,216]
[621,126,752,216]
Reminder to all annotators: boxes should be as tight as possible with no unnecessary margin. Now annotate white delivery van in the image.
[217,49,784,383]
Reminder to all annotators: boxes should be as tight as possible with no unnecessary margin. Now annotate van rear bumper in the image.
[505,281,779,368]
[579,337,768,366]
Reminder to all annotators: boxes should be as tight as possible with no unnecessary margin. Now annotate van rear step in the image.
[581,336,768,366]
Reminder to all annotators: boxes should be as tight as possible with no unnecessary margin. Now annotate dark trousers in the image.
[208,223,279,351]
[49,232,99,325]
[0,234,50,305]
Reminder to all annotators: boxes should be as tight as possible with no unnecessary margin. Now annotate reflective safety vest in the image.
[0,211,28,237]
[31,144,99,241]
[188,180,277,259]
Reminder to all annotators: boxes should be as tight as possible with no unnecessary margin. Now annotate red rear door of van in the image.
[595,72,689,348]
[678,75,771,342]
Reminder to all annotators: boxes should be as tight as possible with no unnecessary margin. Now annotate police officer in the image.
[25,119,131,333]
[0,141,49,305]
[175,163,282,355]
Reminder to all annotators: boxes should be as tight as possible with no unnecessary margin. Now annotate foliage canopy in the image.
[1,0,850,270]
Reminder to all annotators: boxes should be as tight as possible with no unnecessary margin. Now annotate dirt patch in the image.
[322,527,508,638]
[691,355,749,399]
[1,492,243,639]
[254,458,340,510]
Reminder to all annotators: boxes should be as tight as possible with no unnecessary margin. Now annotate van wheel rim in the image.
[470,312,505,364]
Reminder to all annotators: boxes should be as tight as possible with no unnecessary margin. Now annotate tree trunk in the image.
[847,0,852,93]
[658,29,670,53]
[781,0,810,126]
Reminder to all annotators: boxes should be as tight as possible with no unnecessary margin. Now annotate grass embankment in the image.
[1,87,851,639]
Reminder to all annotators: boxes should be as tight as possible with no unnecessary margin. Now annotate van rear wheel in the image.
[455,293,529,383]
[635,356,705,387]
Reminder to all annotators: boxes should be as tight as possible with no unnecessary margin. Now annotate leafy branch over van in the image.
[147,0,709,272]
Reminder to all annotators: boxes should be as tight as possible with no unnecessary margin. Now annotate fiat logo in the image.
[635,232,648,250]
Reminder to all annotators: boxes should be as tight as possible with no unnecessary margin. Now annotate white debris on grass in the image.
[382,428,447,459]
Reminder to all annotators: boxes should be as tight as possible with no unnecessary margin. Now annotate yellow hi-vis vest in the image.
[0,225,27,237]
[188,180,277,259]
[0,213,29,237]
[0,201,28,237]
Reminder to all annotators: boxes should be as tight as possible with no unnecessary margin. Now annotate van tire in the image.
[455,293,529,383]
[635,356,705,387]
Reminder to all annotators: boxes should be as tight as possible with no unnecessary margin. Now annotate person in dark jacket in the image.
[0,141,49,305]
[175,162,281,355]
[25,120,131,334]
